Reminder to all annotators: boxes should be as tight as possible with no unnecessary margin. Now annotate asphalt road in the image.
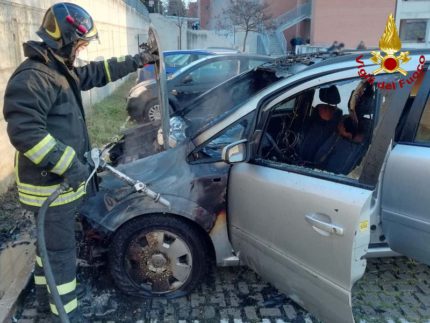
[15,256,430,322]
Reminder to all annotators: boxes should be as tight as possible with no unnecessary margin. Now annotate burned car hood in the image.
[103,143,185,192]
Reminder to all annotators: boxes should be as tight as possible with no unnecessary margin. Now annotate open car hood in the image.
[147,26,170,150]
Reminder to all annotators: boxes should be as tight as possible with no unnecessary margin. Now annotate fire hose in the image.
[37,148,170,323]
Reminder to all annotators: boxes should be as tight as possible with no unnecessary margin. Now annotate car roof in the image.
[163,49,218,56]
[260,49,430,77]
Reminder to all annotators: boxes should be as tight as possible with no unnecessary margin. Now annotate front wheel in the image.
[109,214,208,298]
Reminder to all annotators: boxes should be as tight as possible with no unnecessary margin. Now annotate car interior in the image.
[259,79,378,178]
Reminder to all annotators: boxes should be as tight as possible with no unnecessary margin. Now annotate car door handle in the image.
[305,213,344,236]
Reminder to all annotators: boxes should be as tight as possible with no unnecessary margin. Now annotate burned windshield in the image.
[182,68,281,136]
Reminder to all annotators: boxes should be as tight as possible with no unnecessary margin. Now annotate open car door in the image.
[227,70,414,323]
[381,69,430,265]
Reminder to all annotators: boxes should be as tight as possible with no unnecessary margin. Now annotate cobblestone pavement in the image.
[15,257,430,323]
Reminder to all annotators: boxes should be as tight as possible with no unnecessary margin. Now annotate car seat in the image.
[298,85,342,163]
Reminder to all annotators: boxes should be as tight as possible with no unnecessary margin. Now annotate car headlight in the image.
[157,117,187,148]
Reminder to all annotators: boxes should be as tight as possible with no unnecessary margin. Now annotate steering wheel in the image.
[264,133,283,159]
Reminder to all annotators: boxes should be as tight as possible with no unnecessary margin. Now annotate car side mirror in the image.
[222,139,247,164]
[182,75,193,84]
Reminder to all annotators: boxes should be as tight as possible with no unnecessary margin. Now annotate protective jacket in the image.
[3,41,142,209]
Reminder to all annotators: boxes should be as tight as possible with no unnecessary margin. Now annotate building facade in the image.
[197,0,398,54]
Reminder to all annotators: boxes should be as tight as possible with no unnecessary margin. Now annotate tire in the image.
[109,214,208,298]
[143,99,174,125]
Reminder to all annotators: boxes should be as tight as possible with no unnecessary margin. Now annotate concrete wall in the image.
[187,29,235,50]
[150,13,186,50]
[0,0,150,194]
[311,0,395,49]
[151,13,239,52]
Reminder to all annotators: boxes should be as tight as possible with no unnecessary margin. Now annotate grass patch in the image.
[86,76,135,147]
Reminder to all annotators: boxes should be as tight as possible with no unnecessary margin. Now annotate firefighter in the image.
[3,3,157,321]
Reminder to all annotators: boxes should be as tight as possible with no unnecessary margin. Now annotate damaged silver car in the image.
[80,48,430,323]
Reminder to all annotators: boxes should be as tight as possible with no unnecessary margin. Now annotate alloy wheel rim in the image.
[125,230,192,294]
[148,104,162,121]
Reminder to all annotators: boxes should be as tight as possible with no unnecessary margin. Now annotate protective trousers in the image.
[33,199,81,321]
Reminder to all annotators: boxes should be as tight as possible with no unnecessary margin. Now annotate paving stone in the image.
[260,307,282,317]
[191,294,206,307]
[381,307,402,318]
[359,304,377,316]
[283,304,297,320]
[148,309,161,319]
[209,293,226,306]
[190,308,204,319]
[203,306,216,319]
[362,293,381,305]
[244,306,259,320]
[177,307,191,319]
[379,293,398,305]
[172,297,190,308]
[418,284,430,294]
[381,284,397,293]
[12,256,430,323]
[229,293,240,307]
[220,308,242,319]
[417,306,430,317]
[238,282,250,294]
[400,293,418,305]
[396,283,417,292]
[380,272,397,281]
[400,305,421,321]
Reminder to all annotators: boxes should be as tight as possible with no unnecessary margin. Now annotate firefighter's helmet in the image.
[37,2,98,49]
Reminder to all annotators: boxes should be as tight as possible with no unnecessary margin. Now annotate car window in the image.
[164,53,210,69]
[255,75,404,182]
[183,69,281,136]
[195,54,210,61]
[416,98,430,143]
[187,59,240,83]
[189,112,254,163]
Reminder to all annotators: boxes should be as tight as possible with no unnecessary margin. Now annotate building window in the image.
[399,19,427,43]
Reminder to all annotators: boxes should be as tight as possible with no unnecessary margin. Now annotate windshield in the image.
[181,68,281,136]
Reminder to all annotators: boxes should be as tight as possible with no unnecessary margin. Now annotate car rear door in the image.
[227,70,413,323]
[381,70,430,265]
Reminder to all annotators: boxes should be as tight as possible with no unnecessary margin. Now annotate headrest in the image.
[319,85,340,105]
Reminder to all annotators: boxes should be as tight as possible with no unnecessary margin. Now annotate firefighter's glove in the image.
[63,158,90,191]
[139,51,159,65]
